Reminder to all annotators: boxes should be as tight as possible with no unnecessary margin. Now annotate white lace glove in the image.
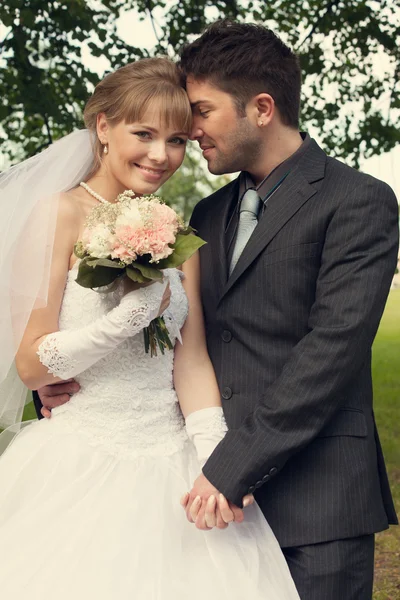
[37,281,167,379]
[185,407,228,467]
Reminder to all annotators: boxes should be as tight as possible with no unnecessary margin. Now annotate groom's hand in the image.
[37,379,80,418]
[185,473,246,530]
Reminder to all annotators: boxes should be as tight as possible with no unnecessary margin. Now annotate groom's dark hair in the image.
[178,20,301,128]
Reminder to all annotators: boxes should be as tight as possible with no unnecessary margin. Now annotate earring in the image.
[258,120,264,127]
[103,144,108,155]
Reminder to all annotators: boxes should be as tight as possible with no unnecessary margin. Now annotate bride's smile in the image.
[89,108,189,200]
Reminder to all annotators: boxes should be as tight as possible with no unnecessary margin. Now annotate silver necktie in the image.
[229,189,261,275]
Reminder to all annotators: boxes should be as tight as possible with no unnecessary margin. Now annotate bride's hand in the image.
[122,277,171,316]
[180,491,255,529]
[180,493,229,530]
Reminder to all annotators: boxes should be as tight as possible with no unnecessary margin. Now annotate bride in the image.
[0,57,299,599]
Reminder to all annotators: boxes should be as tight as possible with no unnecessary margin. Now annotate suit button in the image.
[222,330,232,343]
[262,474,270,483]
[222,387,232,400]
[248,485,255,494]
[255,480,263,488]
[269,467,278,477]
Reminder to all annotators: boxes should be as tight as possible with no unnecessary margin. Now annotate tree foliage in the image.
[1,0,399,168]
[0,0,149,161]
[161,145,230,221]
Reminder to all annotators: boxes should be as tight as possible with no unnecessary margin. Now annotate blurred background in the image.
[1,2,399,597]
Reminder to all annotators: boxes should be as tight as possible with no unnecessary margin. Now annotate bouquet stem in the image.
[143,317,174,357]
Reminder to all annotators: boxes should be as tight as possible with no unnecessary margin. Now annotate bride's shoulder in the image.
[53,191,91,245]
[56,188,92,225]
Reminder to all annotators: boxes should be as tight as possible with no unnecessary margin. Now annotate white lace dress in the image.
[0,266,299,599]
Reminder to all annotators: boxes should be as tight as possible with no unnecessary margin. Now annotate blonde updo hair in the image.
[83,57,192,176]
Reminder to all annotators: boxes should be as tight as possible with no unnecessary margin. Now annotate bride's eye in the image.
[135,131,152,139]
[169,137,187,145]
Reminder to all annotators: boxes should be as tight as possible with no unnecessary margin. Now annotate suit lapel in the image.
[218,140,327,304]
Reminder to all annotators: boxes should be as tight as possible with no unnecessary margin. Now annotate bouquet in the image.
[74,190,206,356]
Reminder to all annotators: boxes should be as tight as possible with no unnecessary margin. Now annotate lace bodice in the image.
[52,265,189,459]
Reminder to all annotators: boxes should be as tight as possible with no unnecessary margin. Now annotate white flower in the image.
[115,199,143,230]
[86,224,114,258]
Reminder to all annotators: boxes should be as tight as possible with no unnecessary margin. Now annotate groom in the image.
[35,20,398,599]
[177,20,399,599]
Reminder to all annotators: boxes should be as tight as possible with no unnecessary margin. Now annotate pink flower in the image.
[112,199,180,263]
[111,241,137,262]
[79,195,183,266]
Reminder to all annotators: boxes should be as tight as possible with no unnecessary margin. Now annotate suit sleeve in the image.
[203,179,399,506]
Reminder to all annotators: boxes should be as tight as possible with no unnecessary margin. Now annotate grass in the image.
[19,291,400,597]
[372,289,400,600]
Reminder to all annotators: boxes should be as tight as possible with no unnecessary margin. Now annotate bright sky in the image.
[1,7,399,200]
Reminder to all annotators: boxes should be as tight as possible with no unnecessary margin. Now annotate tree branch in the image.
[296,0,338,51]
[146,1,161,44]
[0,29,12,49]
[43,113,53,146]
[223,0,240,19]
[386,59,400,124]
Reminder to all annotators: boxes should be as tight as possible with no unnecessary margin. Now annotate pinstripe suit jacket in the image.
[190,139,399,548]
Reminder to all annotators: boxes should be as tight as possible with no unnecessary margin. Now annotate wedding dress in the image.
[0,265,299,599]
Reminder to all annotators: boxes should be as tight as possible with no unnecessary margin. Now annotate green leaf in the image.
[179,225,196,236]
[157,233,207,269]
[75,260,124,288]
[86,257,125,269]
[125,266,150,283]
[132,262,164,280]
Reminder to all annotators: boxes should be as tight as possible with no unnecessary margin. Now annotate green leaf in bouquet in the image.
[86,257,125,269]
[75,258,124,289]
[157,233,206,268]
[125,266,151,283]
[179,225,196,236]
[132,262,164,281]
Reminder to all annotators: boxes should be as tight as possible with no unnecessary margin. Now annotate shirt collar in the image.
[239,132,311,204]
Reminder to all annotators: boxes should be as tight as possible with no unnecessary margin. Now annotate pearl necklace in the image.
[80,181,111,204]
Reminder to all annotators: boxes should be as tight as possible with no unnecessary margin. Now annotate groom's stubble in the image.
[206,116,264,176]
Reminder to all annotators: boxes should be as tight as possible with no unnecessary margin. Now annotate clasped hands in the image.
[38,382,254,530]
[181,472,254,530]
